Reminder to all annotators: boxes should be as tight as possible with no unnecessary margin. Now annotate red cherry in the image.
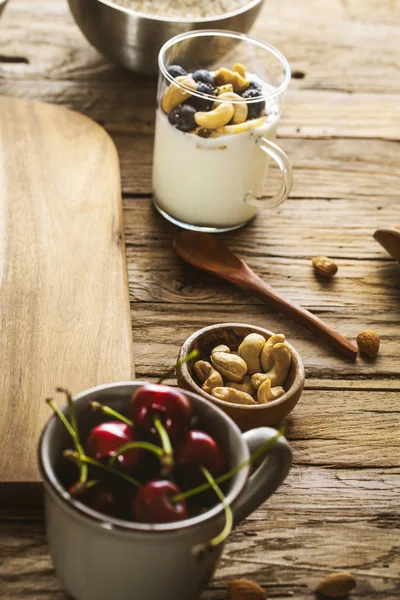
[130,384,191,441]
[175,430,226,475]
[85,421,140,470]
[133,480,187,524]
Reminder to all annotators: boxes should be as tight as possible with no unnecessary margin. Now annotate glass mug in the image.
[153,30,293,233]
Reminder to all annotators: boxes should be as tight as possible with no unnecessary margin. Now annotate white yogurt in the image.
[152,92,280,229]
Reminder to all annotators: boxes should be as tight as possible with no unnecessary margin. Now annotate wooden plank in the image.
[0,96,134,483]
[1,0,400,95]
[129,304,399,382]
[127,251,400,310]
[1,461,399,599]
[116,135,400,197]
[1,79,399,142]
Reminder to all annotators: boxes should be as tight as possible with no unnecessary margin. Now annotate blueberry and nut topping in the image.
[241,88,265,119]
[166,64,187,79]
[168,103,197,132]
[192,69,215,86]
[162,63,267,134]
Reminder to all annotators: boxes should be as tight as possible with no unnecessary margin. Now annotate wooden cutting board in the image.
[0,96,135,485]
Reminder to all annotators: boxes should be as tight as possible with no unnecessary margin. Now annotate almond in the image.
[312,256,338,278]
[228,579,267,600]
[356,329,380,357]
[316,572,356,597]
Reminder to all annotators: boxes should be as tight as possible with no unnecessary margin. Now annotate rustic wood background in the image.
[0,0,399,598]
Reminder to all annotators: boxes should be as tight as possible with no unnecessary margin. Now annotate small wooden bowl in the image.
[177,323,305,431]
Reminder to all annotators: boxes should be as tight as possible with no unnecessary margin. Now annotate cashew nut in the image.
[211,344,230,354]
[161,75,197,113]
[233,63,246,78]
[214,92,248,124]
[194,103,234,130]
[193,360,213,383]
[260,334,286,372]
[257,378,285,404]
[226,375,255,396]
[211,351,247,382]
[216,116,265,134]
[251,343,292,388]
[192,358,224,394]
[212,387,256,405]
[213,67,250,93]
[202,369,224,395]
[215,84,234,96]
[238,333,266,374]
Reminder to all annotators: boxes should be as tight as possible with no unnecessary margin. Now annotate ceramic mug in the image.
[38,382,292,600]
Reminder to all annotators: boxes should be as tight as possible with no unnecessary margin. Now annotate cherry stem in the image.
[201,466,232,548]
[90,401,133,427]
[46,397,88,484]
[108,441,164,468]
[156,349,199,384]
[69,479,100,496]
[63,450,141,487]
[153,416,174,475]
[173,427,285,503]
[56,388,88,484]
[153,416,172,456]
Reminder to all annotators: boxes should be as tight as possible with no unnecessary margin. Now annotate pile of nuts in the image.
[162,62,266,135]
[193,333,292,405]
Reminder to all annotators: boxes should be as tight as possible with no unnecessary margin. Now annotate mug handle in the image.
[233,427,292,525]
[244,137,293,210]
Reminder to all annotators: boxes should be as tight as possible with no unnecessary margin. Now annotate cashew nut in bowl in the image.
[232,63,246,78]
[257,378,285,404]
[202,369,224,395]
[192,359,224,394]
[260,334,286,371]
[194,103,234,130]
[214,92,248,124]
[213,67,250,93]
[238,333,266,374]
[161,76,197,113]
[211,351,247,382]
[193,360,213,383]
[226,375,255,396]
[214,84,234,96]
[251,343,292,388]
[212,387,256,405]
[216,116,265,134]
[211,344,230,355]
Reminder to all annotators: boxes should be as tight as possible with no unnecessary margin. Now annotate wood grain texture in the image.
[0,96,134,482]
[0,0,399,597]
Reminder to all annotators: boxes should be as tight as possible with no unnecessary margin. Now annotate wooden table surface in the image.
[0,0,399,598]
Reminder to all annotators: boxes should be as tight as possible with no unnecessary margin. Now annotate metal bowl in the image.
[67,0,265,73]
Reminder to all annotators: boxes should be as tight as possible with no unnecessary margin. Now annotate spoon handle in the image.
[234,267,358,360]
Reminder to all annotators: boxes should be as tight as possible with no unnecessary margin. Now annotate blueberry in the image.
[167,65,187,79]
[187,82,214,111]
[192,69,215,86]
[242,88,265,119]
[168,103,197,132]
[247,79,263,93]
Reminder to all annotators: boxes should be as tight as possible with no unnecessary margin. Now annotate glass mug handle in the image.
[244,136,293,209]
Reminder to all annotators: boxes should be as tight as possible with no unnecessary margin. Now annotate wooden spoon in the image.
[174,231,358,360]
[373,226,400,262]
